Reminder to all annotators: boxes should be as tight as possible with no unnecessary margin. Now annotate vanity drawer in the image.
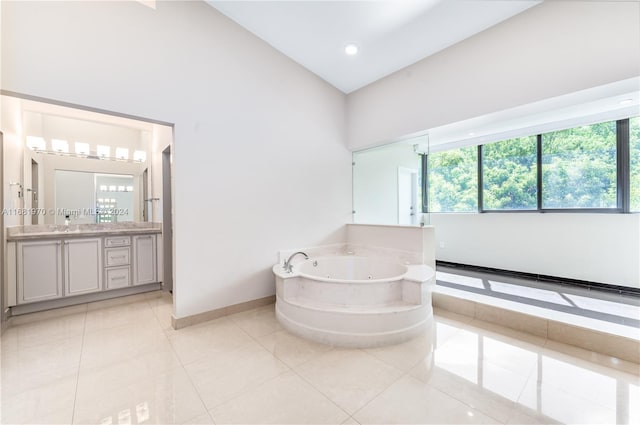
[105,236,131,247]
[105,266,130,289]
[105,247,130,267]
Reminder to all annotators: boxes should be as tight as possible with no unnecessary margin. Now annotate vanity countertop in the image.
[7,223,162,241]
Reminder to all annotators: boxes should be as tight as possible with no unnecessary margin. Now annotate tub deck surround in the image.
[273,256,436,348]
[6,222,162,240]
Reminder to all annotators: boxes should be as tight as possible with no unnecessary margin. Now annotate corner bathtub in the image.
[272,256,435,348]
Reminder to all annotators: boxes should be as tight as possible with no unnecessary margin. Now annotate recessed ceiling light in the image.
[344,43,359,56]
[620,98,633,106]
[468,132,475,136]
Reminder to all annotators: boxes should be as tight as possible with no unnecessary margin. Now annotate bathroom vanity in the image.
[5,223,163,315]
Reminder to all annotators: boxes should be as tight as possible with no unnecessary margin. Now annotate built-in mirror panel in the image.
[353,135,428,226]
[17,101,159,225]
[55,171,135,224]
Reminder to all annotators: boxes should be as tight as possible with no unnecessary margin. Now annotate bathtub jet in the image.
[272,255,435,348]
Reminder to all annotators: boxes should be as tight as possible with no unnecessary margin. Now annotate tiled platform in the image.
[434,266,640,363]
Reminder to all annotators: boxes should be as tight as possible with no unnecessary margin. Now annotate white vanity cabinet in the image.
[16,240,63,304]
[133,234,157,285]
[7,227,162,313]
[64,238,102,296]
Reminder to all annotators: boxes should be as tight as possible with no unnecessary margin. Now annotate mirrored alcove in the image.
[352,134,429,226]
[0,95,174,228]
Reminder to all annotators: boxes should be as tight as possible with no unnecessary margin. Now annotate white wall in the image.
[149,124,172,223]
[347,1,640,150]
[346,1,640,289]
[1,1,351,319]
[24,112,145,154]
[1,96,24,228]
[353,143,420,224]
[431,213,640,288]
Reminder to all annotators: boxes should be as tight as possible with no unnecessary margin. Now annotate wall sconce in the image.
[26,136,46,151]
[133,150,147,163]
[75,142,90,157]
[115,147,129,160]
[97,145,110,159]
[25,137,146,164]
[51,139,69,154]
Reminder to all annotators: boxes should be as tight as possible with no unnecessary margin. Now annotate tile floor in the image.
[1,290,639,424]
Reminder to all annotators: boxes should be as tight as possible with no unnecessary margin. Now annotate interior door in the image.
[398,167,418,225]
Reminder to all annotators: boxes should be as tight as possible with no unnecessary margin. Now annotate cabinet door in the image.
[17,240,63,304]
[133,235,157,285]
[65,238,103,296]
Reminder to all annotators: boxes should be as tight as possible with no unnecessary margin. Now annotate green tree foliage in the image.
[631,117,640,211]
[542,122,617,208]
[483,136,537,210]
[428,146,477,212]
[427,119,628,212]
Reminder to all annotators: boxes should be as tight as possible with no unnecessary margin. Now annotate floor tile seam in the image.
[82,320,164,337]
[75,360,186,391]
[176,337,279,370]
[332,357,413,420]
[509,361,541,418]
[284,360,362,419]
[0,333,87,360]
[202,367,293,415]
[513,367,620,417]
[362,348,428,376]
[249,329,317,370]
[70,306,88,425]
[145,295,170,323]
[173,349,219,425]
[420,376,511,424]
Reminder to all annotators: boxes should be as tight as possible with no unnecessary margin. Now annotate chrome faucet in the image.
[283,251,309,273]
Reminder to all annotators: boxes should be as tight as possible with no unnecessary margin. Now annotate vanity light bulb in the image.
[75,142,90,156]
[133,150,147,163]
[117,186,125,192]
[51,139,69,153]
[26,136,46,151]
[115,147,129,160]
[109,185,117,192]
[126,186,133,192]
[97,145,110,159]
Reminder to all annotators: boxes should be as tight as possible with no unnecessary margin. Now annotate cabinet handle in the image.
[112,276,126,280]
[111,255,127,260]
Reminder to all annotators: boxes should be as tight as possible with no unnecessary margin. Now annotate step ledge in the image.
[433,290,640,364]
[282,296,423,314]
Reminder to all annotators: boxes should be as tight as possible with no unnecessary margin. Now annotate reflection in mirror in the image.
[353,135,428,226]
[54,171,135,224]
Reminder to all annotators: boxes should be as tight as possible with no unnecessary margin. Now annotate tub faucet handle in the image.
[283,251,309,273]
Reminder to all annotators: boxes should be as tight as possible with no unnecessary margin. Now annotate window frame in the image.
[423,117,635,214]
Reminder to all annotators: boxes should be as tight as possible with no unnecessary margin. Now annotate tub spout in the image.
[283,251,309,273]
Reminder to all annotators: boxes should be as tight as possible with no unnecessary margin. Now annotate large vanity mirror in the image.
[17,100,158,226]
[353,135,428,226]
[55,171,136,224]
